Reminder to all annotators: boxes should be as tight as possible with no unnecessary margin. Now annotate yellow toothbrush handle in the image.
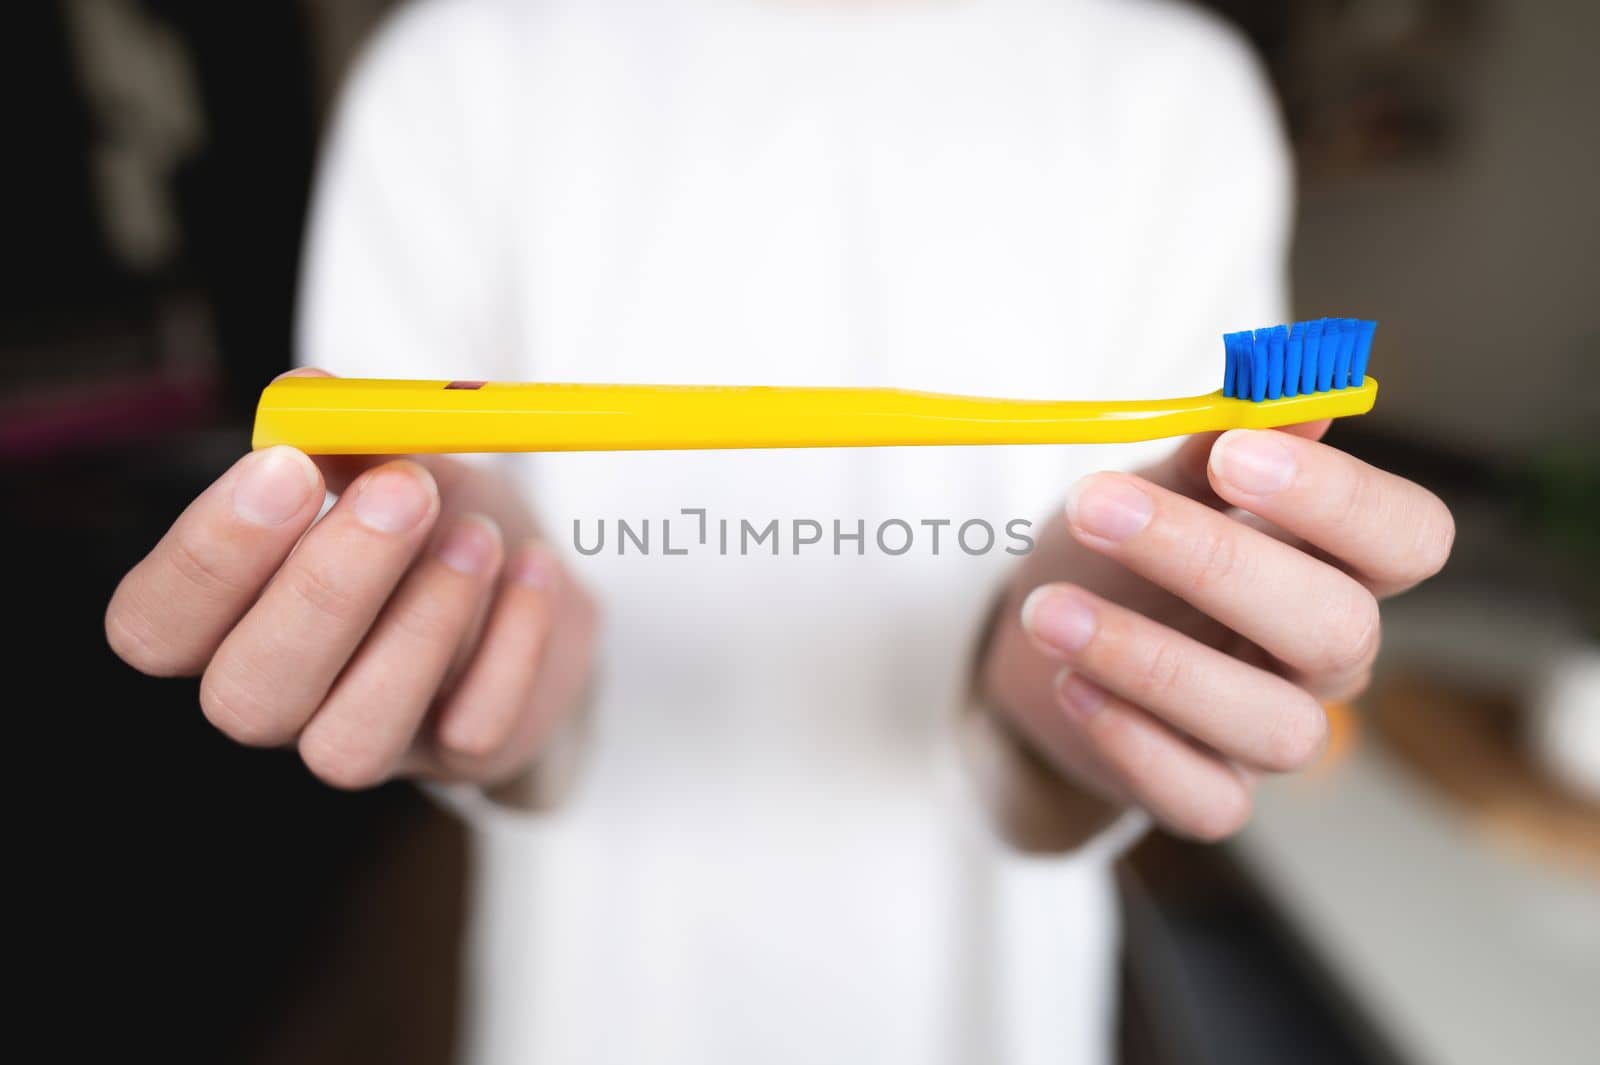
[252,377,1378,454]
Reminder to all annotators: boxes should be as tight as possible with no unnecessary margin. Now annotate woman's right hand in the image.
[105,393,598,791]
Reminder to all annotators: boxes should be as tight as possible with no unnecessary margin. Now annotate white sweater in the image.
[298,1,1290,1062]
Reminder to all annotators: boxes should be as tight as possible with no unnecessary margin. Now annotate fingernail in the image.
[1211,430,1296,496]
[1056,669,1108,721]
[509,541,557,588]
[1021,586,1097,654]
[437,515,501,575]
[1065,474,1153,543]
[232,446,318,527]
[352,464,435,534]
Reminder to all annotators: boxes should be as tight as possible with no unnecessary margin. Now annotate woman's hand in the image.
[106,373,598,791]
[981,421,1453,842]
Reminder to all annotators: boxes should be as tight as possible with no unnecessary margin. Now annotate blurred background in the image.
[6,1,1595,1063]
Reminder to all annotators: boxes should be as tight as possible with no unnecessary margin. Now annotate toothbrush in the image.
[253,318,1378,455]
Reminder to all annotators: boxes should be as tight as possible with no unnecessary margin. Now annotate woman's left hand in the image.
[980,421,1454,842]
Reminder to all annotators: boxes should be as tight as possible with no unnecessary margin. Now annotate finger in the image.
[442,573,497,689]
[267,375,493,685]
[198,461,440,746]
[106,446,324,676]
[1206,429,1455,597]
[975,596,1134,810]
[1062,471,1382,688]
[1051,669,1255,842]
[430,543,566,781]
[296,515,504,789]
[500,553,601,771]
[1142,419,1333,506]
[1022,583,1328,772]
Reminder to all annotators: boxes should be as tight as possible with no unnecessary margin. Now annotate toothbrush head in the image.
[1222,318,1377,401]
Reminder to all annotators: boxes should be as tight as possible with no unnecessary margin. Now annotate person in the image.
[105,1,1455,1062]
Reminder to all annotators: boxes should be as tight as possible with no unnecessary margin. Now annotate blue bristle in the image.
[1333,318,1358,389]
[1253,328,1272,401]
[1284,321,1304,397]
[1318,321,1344,391]
[1301,319,1324,394]
[1222,331,1249,398]
[1306,319,1325,391]
[1316,320,1341,392]
[1266,325,1286,399]
[1351,319,1377,384]
[1345,318,1364,386]
[1235,337,1250,397]
[1222,317,1377,400]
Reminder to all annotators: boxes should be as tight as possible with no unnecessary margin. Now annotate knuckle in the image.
[199,668,293,747]
[299,729,390,791]
[105,598,187,677]
[1319,667,1373,704]
[437,724,525,782]
[442,724,509,763]
[1317,588,1381,677]
[386,595,461,647]
[1092,710,1158,782]
[1183,526,1248,596]
[1139,639,1190,700]
[1345,594,1383,672]
[1185,785,1254,843]
[283,561,364,628]
[168,527,251,601]
[1408,498,1456,583]
[1262,693,1329,772]
[1333,465,1376,536]
[441,698,527,766]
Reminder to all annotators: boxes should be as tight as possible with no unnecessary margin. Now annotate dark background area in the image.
[7,2,1595,1063]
